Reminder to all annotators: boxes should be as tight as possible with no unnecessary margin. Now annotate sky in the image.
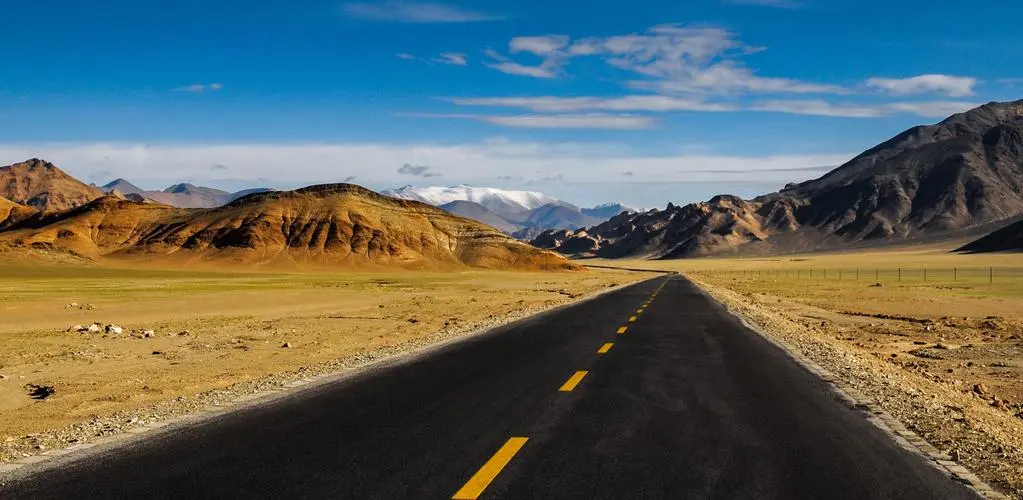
[2,0,1021,208]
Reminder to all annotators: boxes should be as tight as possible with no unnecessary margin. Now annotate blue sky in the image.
[2,0,1021,208]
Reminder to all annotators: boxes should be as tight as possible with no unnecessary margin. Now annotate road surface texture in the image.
[2,275,978,499]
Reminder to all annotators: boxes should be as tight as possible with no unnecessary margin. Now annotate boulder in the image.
[87,324,101,333]
[105,324,123,334]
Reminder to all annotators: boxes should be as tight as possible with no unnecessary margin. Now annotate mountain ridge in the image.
[534,99,1023,259]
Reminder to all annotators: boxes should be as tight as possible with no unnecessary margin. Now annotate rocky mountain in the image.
[957,218,1023,253]
[99,179,274,208]
[0,159,105,213]
[534,99,1023,258]
[100,178,145,196]
[380,185,563,215]
[0,183,578,270]
[521,203,603,231]
[440,200,523,234]
[0,197,38,229]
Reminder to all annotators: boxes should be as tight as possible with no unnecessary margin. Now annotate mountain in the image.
[581,203,639,219]
[520,203,603,230]
[957,218,1023,253]
[439,200,523,234]
[101,178,144,195]
[0,183,578,270]
[0,159,105,213]
[381,185,563,215]
[0,197,37,230]
[97,180,273,208]
[534,100,1023,258]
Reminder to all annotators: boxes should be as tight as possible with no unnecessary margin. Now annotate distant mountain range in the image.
[380,184,637,238]
[0,168,576,270]
[534,99,1023,258]
[99,179,272,208]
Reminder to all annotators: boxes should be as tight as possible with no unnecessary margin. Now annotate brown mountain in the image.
[0,196,38,229]
[1,184,578,270]
[0,159,105,213]
[534,99,1023,258]
[956,218,1023,253]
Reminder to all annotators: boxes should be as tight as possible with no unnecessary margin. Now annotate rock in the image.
[84,304,95,310]
[923,325,933,332]
[951,449,961,461]
[934,343,949,350]
[870,283,883,288]
[177,330,190,336]
[913,341,927,345]
[974,383,989,396]
[87,324,101,333]
[152,351,163,355]
[67,324,84,333]
[26,384,56,400]
[281,342,292,348]
[141,329,155,338]
[34,444,45,451]
[0,374,7,380]
[105,324,123,334]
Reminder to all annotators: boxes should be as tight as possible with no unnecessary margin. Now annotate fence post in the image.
[824,269,827,279]
[875,268,879,282]
[923,268,927,282]
[810,269,814,279]
[990,267,993,284]
[954,267,957,282]
[856,268,859,281]
[839,269,842,280]
[898,268,901,281]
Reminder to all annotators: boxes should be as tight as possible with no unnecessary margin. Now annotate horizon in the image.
[3,0,1022,208]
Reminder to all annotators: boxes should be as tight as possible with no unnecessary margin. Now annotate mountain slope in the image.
[957,218,1023,253]
[1,184,578,270]
[439,200,523,234]
[521,203,603,230]
[101,178,145,195]
[581,203,639,219]
[0,197,38,229]
[143,183,233,208]
[0,159,104,212]
[534,100,1023,258]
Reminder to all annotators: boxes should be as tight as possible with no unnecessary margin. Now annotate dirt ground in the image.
[594,246,1023,498]
[0,262,650,461]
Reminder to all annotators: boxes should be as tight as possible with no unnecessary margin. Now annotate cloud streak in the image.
[174,83,223,93]
[410,112,657,129]
[866,74,978,97]
[342,2,502,23]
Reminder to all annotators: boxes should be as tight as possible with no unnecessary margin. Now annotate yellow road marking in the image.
[559,371,588,392]
[629,316,637,322]
[452,437,529,499]
[637,308,644,314]
[617,326,628,334]
[597,342,614,354]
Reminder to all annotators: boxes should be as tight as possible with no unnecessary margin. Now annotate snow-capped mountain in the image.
[380,185,565,216]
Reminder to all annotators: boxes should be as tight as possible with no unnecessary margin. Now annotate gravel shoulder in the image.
[691,275,1023,499]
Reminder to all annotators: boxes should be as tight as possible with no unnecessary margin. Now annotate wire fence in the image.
[688,267,1023,284]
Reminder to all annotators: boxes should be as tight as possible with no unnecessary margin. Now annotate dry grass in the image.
[0,262,645,442]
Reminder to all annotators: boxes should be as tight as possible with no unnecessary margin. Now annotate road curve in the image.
[1,275,978,499]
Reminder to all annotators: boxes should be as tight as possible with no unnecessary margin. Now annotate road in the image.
[2,275,977,499]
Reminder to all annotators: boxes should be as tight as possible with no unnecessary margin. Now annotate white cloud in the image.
[483,24,844,96]
[449,95,737,112]
[410,113,656,129]
[174,83,223,93]
[395,52,416,60]
[446,95,977,118]
[486,61,557,79]
[432,52,468,66]
[865,74,978,97]
[752,100,884,118]
[509,35,570,56]
[342,1,501,23]
[0,142,852,192]
[753,99,978,118]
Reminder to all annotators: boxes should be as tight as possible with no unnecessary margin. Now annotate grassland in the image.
[592,245,1023,496]
[0,262,647,459]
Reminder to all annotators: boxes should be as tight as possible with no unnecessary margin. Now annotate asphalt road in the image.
[2,275,978,499]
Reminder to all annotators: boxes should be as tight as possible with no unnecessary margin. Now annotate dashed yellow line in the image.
[636,308,645,314]
[452,437,529,499]
[597,342,614,354]
[628,316,637,322]
[559,371,589,392]
[617,326,628,335]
